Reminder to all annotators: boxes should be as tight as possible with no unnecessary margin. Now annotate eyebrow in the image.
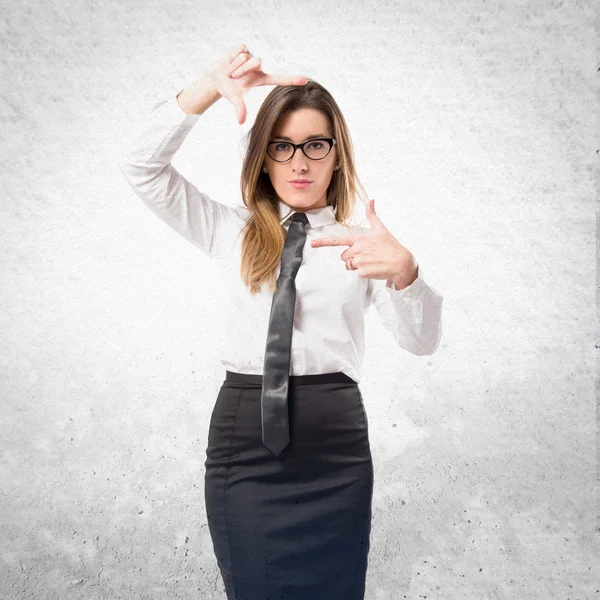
[272,133,329,142]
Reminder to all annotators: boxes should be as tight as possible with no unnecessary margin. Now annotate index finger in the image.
[262,73,310,86]
[311,235,359,248]
[228,43,249,63]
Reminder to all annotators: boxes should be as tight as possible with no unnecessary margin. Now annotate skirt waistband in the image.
[225,370,356,387]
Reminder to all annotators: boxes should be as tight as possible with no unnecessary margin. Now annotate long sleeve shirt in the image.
[117,94,443,383]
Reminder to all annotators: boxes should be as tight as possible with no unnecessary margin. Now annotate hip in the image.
[206,370,371,466]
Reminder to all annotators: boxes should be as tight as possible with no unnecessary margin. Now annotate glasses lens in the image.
[268,140,331,161]
[304,139,331,159]
[268,142,293,161]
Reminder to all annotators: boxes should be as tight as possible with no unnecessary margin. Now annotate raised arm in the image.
[117,44,309,258]
[117,74,232,258]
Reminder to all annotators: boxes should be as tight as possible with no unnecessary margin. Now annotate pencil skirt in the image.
[204,370,373,600]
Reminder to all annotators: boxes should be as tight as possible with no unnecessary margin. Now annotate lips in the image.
[290,181,311,189]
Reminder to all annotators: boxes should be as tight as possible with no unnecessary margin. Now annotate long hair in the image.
[237,78,369,295]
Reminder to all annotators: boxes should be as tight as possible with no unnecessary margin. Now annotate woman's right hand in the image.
[206,44,309,125]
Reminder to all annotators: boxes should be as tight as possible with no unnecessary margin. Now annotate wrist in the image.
[391,265,418,290]
[176,74,222,115]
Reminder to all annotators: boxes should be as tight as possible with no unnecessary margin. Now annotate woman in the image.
[118,43,443,600]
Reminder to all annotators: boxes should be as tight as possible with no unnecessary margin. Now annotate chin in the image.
[288,195,325,207]
[296,200,320,210]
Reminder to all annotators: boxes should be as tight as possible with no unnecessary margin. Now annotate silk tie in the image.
[261,211,310,456]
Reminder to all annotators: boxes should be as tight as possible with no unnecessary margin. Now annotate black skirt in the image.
[204,370,374,600]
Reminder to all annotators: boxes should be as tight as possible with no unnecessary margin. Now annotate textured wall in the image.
[1,0,596,598]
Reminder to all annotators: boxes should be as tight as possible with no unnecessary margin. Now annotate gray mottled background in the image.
[1,0,597,598]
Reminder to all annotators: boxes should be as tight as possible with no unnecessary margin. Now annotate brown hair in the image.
[237,78,369,295]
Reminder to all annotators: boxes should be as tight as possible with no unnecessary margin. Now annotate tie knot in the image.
[291,212,309,226]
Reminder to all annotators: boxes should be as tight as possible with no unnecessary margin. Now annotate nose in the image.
[290,147,309,171]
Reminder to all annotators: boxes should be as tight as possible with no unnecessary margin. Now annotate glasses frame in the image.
[266,138,337,162]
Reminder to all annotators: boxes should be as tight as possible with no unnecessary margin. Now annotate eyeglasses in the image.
[266,138,337,162]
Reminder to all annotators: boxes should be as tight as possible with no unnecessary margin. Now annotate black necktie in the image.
[261,211,310,456]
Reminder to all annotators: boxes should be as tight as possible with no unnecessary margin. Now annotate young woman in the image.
[118,43,443,600]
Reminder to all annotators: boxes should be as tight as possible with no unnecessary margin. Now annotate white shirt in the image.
[117,95,443,383]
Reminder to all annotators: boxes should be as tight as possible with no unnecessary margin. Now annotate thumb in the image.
[366,198,383,228]
[235,98,247,125]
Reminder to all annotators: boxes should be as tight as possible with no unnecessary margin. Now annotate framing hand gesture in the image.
[208,44,308,125]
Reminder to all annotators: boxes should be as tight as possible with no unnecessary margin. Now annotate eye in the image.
[274,142,291,151]
[306,140,324,150]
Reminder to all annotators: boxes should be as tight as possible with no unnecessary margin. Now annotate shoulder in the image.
[231,204,253,224]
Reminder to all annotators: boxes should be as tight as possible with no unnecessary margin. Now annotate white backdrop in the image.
[1,1,596,598]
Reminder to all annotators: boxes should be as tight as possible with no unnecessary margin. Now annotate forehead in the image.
[272,108,331,137]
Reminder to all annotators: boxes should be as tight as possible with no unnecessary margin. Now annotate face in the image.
[263,108,338,212]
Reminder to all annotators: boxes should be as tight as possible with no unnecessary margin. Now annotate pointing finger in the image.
[311,235,359,248]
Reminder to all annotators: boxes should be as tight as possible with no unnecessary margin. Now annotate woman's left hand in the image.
[310,199,418,289]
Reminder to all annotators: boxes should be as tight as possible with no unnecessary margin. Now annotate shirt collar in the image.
[278,200,337,228]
